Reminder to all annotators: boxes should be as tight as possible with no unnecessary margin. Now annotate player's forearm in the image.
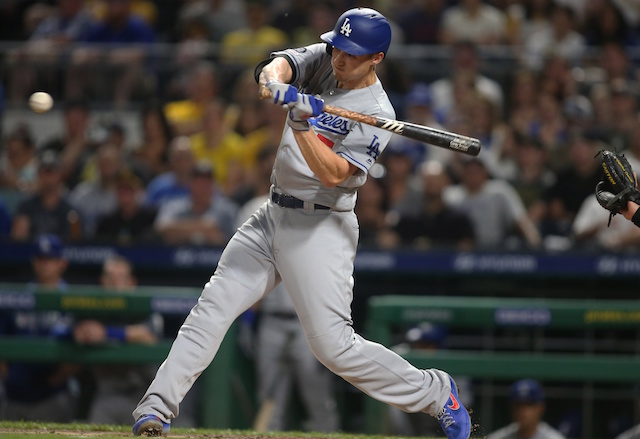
[259,57,293,88]
[293,130,354,187]
[623,201,640,221]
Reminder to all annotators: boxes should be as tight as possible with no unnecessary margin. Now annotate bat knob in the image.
[259,87,272,100]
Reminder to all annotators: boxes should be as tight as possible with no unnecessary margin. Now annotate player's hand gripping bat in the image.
[260,87,482,157]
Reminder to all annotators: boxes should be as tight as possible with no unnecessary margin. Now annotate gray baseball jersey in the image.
[133,42,453,426]
[271,44,395,211]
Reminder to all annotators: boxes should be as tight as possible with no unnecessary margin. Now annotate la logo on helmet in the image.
[340,18,352,37]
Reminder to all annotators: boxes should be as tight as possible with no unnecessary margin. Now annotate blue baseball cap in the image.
[406,323,447,347]
[510,379,544,403]
[34,234,65,258]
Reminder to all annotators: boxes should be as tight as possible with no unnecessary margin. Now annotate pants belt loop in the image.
[303,200,314,211]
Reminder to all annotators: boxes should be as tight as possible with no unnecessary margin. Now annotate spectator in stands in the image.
[68,0,156,105]
[220,0,289,68]
[73,255,162,425]
[29,0,93,42]
[11,151,84,241]
[396,0,446,46]
[269,0,308,40]
[0,234,79,422]
[87,0,158,27]
[400,83,453,165]
[606,79,640,152]
[145,136,195,207]
[0,1,33,40]
[539,130,604,238]
[172,10,211,67]
[354,176,396,249]
[582,0,638,47]
[389,160,475,250]
[469,93,510,170]
[81,0,155,48]
[379,141,421,218]
[0,124,38,193]
[129,104,173,185]
[572,191,640,251]
[505,134,556,227]
[430,41,504,123]
[487,379,565,439]
[95,169,157,245]
[189,99,246,197]
[599,42,636,85]
[164,61,219,137]
[40,99,95,190]
[522,4,586,71]
[590,82,615,135]
[562,93,594,133]
[539,55,574,104]
[532,93,569,168]
[439,0,508,46]
[289,0,336,47]
[68,143,121,237]
[177,0,246,44]
[241,97,287,177]
[230,68,268,137]
[154,162,238,246]
[234,145,277,224]
[511,0,554,45]
[74,121,130,185]
[509,69,541,139]
[7,0,93,102]
[443,155,542,249]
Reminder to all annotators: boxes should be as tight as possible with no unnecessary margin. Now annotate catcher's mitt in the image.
[595,150,640,225]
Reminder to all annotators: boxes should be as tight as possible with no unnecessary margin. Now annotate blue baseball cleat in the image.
[133,414,170,436]
[436,377,471,439]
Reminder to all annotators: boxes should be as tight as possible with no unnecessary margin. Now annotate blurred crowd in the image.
[1,0,640,252]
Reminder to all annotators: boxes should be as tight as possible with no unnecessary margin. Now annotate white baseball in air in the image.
[29,92,54,113]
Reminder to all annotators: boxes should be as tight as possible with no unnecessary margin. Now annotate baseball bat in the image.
[253,398,275,432]
[260,88,482,156]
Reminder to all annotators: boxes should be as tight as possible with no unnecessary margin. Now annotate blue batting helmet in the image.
[320,8,392,56]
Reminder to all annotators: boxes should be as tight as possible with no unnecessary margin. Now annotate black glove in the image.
[595,150,640,225]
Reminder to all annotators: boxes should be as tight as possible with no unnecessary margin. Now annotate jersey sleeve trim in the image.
[253,54,299,85]
[337,151,368,174]
[278,51,300,84]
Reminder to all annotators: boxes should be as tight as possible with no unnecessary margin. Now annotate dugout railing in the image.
[2,285,640,435]
[0,283,253,429]
[364,295,640,438]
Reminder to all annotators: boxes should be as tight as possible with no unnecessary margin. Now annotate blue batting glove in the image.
[266,80,298,106]
[291,93,324,118]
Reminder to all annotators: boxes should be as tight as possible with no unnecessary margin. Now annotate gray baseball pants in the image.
[133,201,451,422]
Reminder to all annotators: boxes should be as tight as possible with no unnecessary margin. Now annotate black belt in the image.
[271,192,330,210]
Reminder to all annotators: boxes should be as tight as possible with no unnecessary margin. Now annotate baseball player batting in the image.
[132,8,471,439]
